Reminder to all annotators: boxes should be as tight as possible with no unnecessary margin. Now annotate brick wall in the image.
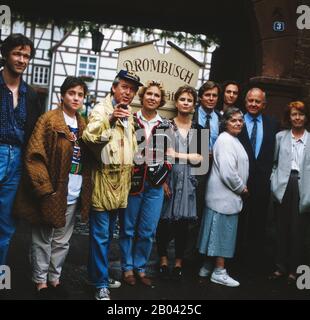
[293,29,310,105]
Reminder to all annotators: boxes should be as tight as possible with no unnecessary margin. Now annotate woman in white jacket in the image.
[270,101,310,285]
[197,107,249,287]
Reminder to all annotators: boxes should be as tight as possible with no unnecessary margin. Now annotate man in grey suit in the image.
[237,87,279,272]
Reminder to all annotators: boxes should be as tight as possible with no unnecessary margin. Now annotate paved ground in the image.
[1,220,310,300]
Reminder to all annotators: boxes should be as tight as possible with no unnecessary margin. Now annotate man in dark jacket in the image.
[0,34,42,265]
[237,87,279,272]
[188,81,222,271]
[193,80,222,219]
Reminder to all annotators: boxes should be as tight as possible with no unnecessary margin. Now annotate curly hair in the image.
[138,80,166,108]
[0,33,35,60]
[219,107,244,133]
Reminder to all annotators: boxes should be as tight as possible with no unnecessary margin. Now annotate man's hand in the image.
[109,103,131,124]
[163,182,171,198]
[241,187,249,199]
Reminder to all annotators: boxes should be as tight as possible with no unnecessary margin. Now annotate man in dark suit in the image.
[237,87,279,271]
[186,81,222,264]
[193,80,222,217]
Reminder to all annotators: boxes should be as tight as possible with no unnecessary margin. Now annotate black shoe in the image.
[49,283,69,299]
[35,287,51,300]
[268,270,285,281]
[0,289,10,300]
[172,267,182,281]
[136,274,154,287]
[287,274,297,287]
[159,265,170,280]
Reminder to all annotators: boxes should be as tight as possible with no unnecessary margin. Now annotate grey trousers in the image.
[31,203,77,283]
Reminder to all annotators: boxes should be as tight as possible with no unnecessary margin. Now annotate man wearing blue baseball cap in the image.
[82,69,142,300]
[116,69,144,87]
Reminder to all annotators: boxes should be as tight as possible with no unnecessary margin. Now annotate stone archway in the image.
[6,0,310,119]
[248,0,308,120]
[210,0,309,120]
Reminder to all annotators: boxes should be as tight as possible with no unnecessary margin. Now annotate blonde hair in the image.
[138,80,166,108]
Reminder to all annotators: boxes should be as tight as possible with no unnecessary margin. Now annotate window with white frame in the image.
[33,66,50,85]
[78,55,98,78]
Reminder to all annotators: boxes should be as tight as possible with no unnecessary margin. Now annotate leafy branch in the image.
[12,13,219,49]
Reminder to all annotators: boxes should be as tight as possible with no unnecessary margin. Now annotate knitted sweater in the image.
[205,131,249,214]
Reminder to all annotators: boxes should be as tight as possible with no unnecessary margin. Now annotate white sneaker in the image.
[108,278,121,289]
[199,265,211,277]
[210,269,240,287]
[95,288,110,300]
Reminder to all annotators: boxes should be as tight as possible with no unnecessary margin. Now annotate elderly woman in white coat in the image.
[270,101,310,285]
[197,107,249,287]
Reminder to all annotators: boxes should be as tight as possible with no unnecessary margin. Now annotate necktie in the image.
[250,118,257,154]
[205,114,211,129]
[205,114,211,150]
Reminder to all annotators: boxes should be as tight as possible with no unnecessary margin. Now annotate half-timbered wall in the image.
[1,22,215,111]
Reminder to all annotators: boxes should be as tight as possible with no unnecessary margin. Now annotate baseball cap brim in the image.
[116,69,144,87]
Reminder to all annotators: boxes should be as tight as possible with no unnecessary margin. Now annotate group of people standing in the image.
[1,33,310,300]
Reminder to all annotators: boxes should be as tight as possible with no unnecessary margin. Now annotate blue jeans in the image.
[0,144,22,265]
[119,181,164,273]
[88,209,118,289]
